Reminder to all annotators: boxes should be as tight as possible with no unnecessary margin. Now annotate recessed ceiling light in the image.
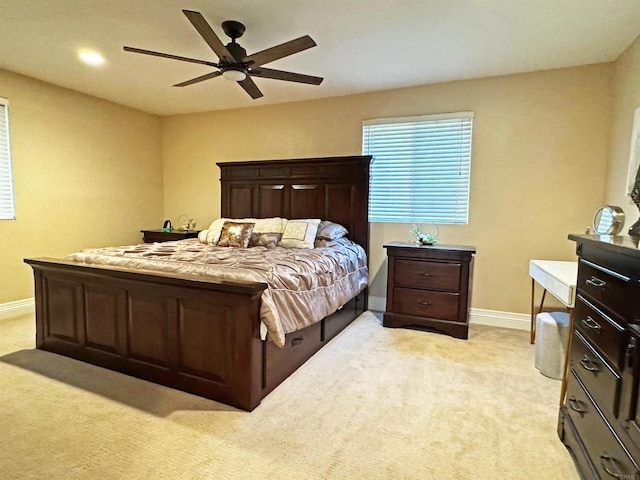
[78,51,105,67]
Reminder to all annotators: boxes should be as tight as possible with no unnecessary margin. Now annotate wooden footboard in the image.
[25,258,267,411]
[24,258,365,411]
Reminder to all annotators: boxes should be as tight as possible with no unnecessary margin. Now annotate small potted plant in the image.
[410,224,438,245]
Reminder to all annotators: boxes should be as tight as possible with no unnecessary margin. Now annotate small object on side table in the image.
[383,242,475,339]
[410,224,439,245]
[141,229,200,243]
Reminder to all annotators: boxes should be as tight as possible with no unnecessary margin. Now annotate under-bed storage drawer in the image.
[263,321,322,393]
[323,295,362,341]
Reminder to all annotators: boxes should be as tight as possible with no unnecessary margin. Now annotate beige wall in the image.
[0,69,163,304]
[162,64,613,314]
[604,35,640,220]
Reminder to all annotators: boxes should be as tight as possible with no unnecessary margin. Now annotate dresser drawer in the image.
[578,258,632,318]
[575,294,626,371]
[393,287,460,322]
[394,259,461,291]
[565,370,639,479]
[571,329,621,418]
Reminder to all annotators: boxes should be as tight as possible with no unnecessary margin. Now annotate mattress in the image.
[66,238,368,347]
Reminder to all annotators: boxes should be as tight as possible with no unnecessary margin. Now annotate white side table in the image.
[529,259,578,406]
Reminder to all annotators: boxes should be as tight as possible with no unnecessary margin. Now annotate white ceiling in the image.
[1,0,639,116]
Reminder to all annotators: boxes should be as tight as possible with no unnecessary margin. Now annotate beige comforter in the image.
[65,239,368,347]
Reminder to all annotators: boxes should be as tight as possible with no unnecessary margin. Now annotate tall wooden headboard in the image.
[218,155,371,254]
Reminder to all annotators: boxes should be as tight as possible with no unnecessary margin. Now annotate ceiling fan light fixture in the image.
[222,68,247,82]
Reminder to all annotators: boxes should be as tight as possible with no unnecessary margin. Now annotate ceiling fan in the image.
[123,9,323,99]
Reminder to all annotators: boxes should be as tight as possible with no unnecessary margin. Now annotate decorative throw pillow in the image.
[316,220,349,241]
[278,219,321,249]
[199,218,230,245]
[216,221,255,248]
[249,232,282,249]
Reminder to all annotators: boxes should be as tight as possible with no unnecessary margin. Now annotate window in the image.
[0,98,15,220]
[363,112,473,224]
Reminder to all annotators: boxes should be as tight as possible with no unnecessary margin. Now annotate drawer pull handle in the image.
[419,301,432,306]
[600,453,624,479]
[420,273,433,278]
[579,355,599,373]
[291,336,304,347]
[568,396,587,416]
[581,316,602,332]
[586,276,607,288]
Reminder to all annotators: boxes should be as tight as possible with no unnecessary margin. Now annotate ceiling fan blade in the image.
[238,77,263,99]
[250,67,323,85]
[243,35,316,68]
[182,10,236,64]
[123,46,219,68]
[173,71,222,87]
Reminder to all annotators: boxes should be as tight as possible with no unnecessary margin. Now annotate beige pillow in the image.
[278,219,321,249]
[253,217,287,234]
[216,221,255,248]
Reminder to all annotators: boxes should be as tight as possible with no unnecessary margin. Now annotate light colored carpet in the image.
[0,311,578,480]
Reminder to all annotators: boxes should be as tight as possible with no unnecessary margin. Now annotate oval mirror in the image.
[592,205,625,235]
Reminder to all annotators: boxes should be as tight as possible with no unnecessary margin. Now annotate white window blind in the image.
[0,98,15,220]
[363,112,473,224]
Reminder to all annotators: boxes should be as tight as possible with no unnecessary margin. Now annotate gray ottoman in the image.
[534,311,570,380]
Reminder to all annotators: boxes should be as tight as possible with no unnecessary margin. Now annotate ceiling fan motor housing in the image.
[224,42,247,63]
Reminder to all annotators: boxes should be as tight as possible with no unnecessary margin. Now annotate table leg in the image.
[530,278,536,345]
[530,278,535,344]
[530,283,547,345]
[559,307,574,406]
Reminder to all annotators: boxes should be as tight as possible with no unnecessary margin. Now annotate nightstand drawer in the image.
[393,287,460,322]
[394,259,461,291]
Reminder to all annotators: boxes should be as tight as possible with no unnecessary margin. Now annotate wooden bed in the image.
[24,155,371,411]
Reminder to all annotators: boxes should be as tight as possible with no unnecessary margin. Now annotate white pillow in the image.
[278,219,321,249]
[253,217,287,234]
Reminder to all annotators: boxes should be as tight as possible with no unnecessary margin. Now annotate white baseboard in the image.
[368,296,529,331]
[0,298,35,321]
[468,308,529,331]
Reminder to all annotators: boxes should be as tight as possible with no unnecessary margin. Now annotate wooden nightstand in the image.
[383,242,475,339]
[141,229,200,243]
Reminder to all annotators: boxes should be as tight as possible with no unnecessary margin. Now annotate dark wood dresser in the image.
[559,234,640,478]
[383,242,475,339]
[141,229,200,243]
